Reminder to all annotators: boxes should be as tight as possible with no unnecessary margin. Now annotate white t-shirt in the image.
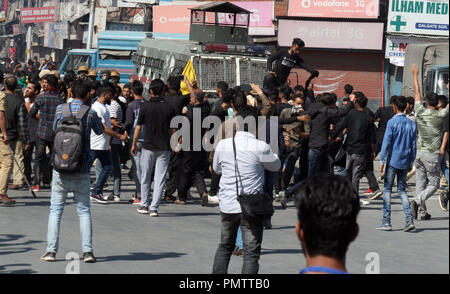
[107,100,123,145]
[90,101,111,150]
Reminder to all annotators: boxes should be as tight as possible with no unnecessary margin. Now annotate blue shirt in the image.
[53,99,104,174]
[380,113,417,170]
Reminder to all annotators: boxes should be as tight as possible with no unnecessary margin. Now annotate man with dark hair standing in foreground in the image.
[295,174,360,274]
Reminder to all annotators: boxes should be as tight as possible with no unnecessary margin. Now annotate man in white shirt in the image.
[89,85,128,204]
[212,107,281,274]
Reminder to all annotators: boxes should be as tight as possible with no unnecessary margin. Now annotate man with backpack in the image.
[41,79,104,263]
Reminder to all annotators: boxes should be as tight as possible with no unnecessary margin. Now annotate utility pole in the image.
[87,0,96,49]
[26,25,32,61]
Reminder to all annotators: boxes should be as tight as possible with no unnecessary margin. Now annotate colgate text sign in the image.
[278,19,384,50]
[288,0,379,18]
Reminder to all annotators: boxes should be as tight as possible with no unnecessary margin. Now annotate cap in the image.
[77,65,89,72]
[110,70,120,77]
[39,69,51,79]
[88,69,98,77]
[50,70,60,79]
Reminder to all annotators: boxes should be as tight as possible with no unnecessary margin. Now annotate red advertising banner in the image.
[20,6,57,24]
[0,0,8,21]
[288,0,379,18]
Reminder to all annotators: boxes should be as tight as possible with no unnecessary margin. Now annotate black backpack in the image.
[53,103,90,173]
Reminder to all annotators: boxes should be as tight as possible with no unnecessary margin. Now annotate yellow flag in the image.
[180,60,197,95]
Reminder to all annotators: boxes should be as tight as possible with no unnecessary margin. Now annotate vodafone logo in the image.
[159,16,167,24]
[250,9,260,22]
[301,0,311,8]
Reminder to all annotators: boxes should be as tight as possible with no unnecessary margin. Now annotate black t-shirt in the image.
[340,109,376,155]
[137,97,176,151]
[275,102,292,117]
[374,106,394,134]
[268,49,304,85]
[163,92,190,116]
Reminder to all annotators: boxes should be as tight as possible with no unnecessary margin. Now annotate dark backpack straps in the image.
[75,105,90,120]
[62,103,72,118]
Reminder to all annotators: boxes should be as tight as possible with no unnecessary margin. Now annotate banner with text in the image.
[288,0,379,18]
[20,6,57,24]
[387,0,449,36]
[0,0,8,21]
[278,19,384,50]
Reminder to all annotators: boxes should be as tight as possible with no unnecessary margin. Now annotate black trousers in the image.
[210,173,221,196]
[177,151,208,201]
[263,73,282,90]
[165,152,182,197]
[282,147,301,190]
[33,137,52,186]
[23,141,36,185]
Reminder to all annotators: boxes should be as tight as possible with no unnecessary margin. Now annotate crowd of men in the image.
[0,39,448,274]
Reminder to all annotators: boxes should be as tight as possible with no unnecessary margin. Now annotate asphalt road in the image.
[0,164,448,274]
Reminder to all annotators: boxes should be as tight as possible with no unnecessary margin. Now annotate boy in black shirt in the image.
[333,92,376,204]
[264,38,319,91]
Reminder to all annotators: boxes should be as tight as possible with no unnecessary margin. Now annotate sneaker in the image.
[0,194,16,205]
[439,192,449,211]
[201,194,209,207]
[32,185,40,192]
[410,200,418,220]
[420,213,431,220]
[376,223,392,231]
[113,195,120,202]
[208,195,219,204]
[360,199,370,206]
[83,252,96,263]
[40,252,56,262]
[369,189,383,200]
[364,188,373,196]
[274,194,280,202]
[404,222,416,232]
[279,191,287,209]
[90,194,108,204]
[149,210,158,217]
[263,219,272,229]
[102,194,112,201]
[137,205,149,214]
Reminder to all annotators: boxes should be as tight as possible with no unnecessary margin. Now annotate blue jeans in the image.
[88,149,113,196]
[441,153,449,185]
[47,170,92,253]
[110,144,122,196]
[308,149,332,177]
[131,142,143,197]
[382,165,413,224]
[235,226,243,249]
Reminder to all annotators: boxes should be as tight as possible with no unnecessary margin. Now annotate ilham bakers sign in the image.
[20,6,57,24]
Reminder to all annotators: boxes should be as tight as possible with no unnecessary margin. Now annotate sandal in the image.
[164,195,176,203]
[175,199,186,205]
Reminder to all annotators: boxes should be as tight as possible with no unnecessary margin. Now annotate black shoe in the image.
[83,252,96,263]
[420,213,431,220]
[40,252,56,262]
[410,200,418,220]
[201,194,209,207]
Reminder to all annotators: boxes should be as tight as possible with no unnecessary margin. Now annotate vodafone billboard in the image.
[278,19,384,50]
[288,0,379,18]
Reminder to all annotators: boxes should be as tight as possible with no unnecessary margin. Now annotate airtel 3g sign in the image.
[288,0,380,18]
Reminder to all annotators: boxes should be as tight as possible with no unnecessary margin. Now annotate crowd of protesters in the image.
[0,40,448,274]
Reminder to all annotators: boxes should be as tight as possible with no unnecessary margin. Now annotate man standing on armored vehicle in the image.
[264,38,319,91]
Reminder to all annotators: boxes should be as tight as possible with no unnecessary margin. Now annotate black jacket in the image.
[163,92,190,116]
[306,102,353,150]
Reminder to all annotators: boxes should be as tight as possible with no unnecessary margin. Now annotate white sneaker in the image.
[208,195,219,204]
[369,190,383,200]
[113,195,120,202]
[102,194,111,201]
[274,194,280,202]
[360,199,370,206]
